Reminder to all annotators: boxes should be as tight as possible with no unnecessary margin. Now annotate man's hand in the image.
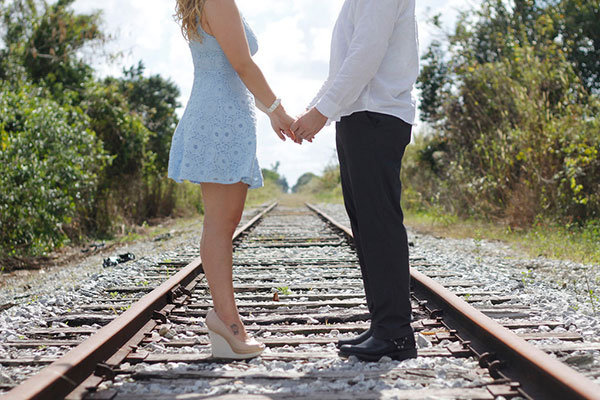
[291,107,328,142]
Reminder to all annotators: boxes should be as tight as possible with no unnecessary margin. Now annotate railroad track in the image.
[2,203,599,399]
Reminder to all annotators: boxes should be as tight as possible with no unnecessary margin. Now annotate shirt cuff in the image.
[314,96,339,120]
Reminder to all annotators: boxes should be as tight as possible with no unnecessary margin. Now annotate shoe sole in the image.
[338,348,417,362]
[208,330,264,360]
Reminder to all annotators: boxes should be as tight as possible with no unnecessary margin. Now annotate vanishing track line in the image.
[2,203,598,399]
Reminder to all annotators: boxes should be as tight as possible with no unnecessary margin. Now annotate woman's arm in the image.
[202,0,296,141]
[255,98,268,114]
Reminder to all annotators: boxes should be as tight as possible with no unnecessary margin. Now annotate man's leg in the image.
[336,111,413,340]
[336,125,373,314]
[335,123,374,348]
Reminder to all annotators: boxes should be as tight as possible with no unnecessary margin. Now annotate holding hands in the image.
[261,99,327,145]
[257,98,298,143]
[269,105,300,143]
[291,108,328,143]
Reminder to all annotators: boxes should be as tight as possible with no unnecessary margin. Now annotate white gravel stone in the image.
[317,203,600,384]
[4,203,598,396]
[0,207,264,393]
[416,333,433,349]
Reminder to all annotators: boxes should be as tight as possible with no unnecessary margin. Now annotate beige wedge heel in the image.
[205,309,265,359]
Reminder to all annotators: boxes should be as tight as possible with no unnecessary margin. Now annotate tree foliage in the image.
[0,0,184,258]
[416,40,448,123]
[558,0,600,92]
[108,62,181,172]
[292,172,318,193]
[0,83,107,255]
[412,0,600,225]
[293,164,342,201]
[262,162,289,193]
[0,0,105,94]
[83,80,153,181]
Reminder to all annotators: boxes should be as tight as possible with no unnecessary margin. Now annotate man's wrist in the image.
[314,101,335,120]
[311,107,328,123]
[312,107,325,116]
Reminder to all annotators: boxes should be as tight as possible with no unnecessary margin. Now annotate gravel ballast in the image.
[0,207,262,391]
[317,203,600,384]
[1,202,599,395]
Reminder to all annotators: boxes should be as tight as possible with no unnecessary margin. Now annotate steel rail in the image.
[3,202,278,400]
[306,202,600,400]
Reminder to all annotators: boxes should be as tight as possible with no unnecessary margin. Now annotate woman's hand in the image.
[269,105,300,143]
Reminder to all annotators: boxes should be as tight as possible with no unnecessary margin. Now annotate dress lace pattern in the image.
[168,18,263,189]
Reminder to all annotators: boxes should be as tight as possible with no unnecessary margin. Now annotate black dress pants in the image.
[336,111,413,340]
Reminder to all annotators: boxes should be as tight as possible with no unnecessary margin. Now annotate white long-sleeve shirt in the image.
[310,0,419,125]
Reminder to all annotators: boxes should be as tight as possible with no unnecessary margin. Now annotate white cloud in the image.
[72,0,473,187]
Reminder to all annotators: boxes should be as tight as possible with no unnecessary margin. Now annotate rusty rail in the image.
[306,202,600,400]
[3,202,277,400]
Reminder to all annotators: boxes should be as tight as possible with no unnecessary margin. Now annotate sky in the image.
[72,0,475,187]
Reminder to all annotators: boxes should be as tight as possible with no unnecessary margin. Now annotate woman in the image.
[169,0,296,359]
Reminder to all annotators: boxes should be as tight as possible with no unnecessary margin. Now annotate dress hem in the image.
[168,174,264,190]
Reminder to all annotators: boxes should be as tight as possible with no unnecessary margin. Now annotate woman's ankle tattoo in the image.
[230,324,240,335]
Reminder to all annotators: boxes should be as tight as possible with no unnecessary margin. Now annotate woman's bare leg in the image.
[200,182,249,341]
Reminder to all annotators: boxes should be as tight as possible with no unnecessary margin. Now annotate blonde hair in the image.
[174,0,207,42]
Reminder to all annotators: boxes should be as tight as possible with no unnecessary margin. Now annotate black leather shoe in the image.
[338,333,417,362]
[336,328,372,349]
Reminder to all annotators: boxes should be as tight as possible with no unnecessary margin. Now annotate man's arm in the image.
[307,78,331,110]
[293,0,401,140]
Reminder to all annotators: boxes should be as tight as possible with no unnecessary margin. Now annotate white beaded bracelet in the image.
[266,98,281,114]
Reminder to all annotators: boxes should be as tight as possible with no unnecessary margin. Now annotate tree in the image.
[417,40,448,123]
[262,162,289,193]
[0,83,108,256]
[82,80,154,183]
[0,0,191,256]
[410,0,600,224]
[292,172,318,193]
[557,0,600,92]
[0,0,106,96]
[107,61,181,172]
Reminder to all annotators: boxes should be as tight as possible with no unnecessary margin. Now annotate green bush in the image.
[292,172,317,193]
[0,0,188,258]
[411,0,600,226]
[0,84,107,256]
[110,62,180,173]
[261,162,289,193]
[416,45,600,224]
[83,81,154,182]
[293,164,343,203]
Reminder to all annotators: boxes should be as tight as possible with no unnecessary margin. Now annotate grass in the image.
[403,208,600,265]
[298,185,600,266]
[114,231,143,244]
[275,286,292,295]
[124,180,600,267]
[246,180,284,207]
[313,186,344,204]
[78,181,284,252]
[104,212,202,248]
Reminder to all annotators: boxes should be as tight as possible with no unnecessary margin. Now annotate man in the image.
[291,0,419,362]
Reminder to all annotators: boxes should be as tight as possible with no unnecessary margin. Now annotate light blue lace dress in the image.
[168,18,263,189]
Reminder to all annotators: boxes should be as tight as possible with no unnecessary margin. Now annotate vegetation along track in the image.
[2,203,599,399]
